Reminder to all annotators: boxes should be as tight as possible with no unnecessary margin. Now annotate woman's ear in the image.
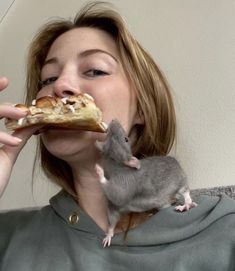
[95,140,105,151]
[133,109,145,125]
[128,109,145,146]
[128,123,144,147]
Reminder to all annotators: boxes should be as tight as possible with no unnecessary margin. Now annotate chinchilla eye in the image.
[125,137,129,142]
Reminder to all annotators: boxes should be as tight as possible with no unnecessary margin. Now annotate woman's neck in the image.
[73,167,109,233]
[72,165,158,235]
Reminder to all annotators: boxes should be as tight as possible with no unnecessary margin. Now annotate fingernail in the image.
[13,137,22,143]
[13,106,28,115]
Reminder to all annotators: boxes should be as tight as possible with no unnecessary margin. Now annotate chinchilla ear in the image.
[124,156,141,169]
[95,140,105,151]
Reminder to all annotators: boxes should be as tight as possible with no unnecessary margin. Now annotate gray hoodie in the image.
[1,190,235,271]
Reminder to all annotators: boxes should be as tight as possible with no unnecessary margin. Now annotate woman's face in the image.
[38,27,140,164]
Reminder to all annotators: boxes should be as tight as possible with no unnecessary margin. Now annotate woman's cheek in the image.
[36,87,52,99]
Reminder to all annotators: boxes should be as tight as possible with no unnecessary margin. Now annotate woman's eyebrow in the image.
[42,49,118,69]
[42,57,58,68]
[78,49,119,63]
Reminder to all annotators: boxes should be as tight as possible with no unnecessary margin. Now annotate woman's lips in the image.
[34,126,81,135]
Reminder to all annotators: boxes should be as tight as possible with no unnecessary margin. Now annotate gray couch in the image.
[192,185,235,200]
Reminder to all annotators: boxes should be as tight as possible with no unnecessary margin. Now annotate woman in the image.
[0,2,235,270]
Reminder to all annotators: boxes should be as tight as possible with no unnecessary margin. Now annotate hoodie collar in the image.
[50,190,235,246]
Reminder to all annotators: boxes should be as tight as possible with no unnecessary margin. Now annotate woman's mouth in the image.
[34,126,82,135]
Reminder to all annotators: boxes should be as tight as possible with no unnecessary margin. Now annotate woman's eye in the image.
[40,76,58,87]
[85,69,109,77]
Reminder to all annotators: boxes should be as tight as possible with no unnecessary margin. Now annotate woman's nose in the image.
[53,71,81,97]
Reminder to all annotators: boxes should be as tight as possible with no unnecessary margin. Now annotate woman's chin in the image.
[40,129,99,162]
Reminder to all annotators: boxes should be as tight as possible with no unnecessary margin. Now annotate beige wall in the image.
[0,0,234,209]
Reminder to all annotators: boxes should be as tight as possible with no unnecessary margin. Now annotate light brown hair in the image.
[26,1,176,195]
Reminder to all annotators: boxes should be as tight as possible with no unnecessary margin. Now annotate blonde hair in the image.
[26,1,176,195]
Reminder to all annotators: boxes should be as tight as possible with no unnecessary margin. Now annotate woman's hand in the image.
[0,77,39,197]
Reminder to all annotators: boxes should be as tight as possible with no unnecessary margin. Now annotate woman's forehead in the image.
[46,27,120,61]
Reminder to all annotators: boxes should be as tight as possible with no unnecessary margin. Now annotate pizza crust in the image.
[5,94,107,133]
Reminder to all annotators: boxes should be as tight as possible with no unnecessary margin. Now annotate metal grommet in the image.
[68,212,79,225]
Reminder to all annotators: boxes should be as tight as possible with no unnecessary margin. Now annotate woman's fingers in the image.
[1,125,41,164]
[12,125,41,140]
[0,77,9,91]
[0,132,22,146]
[0,103,27,120]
